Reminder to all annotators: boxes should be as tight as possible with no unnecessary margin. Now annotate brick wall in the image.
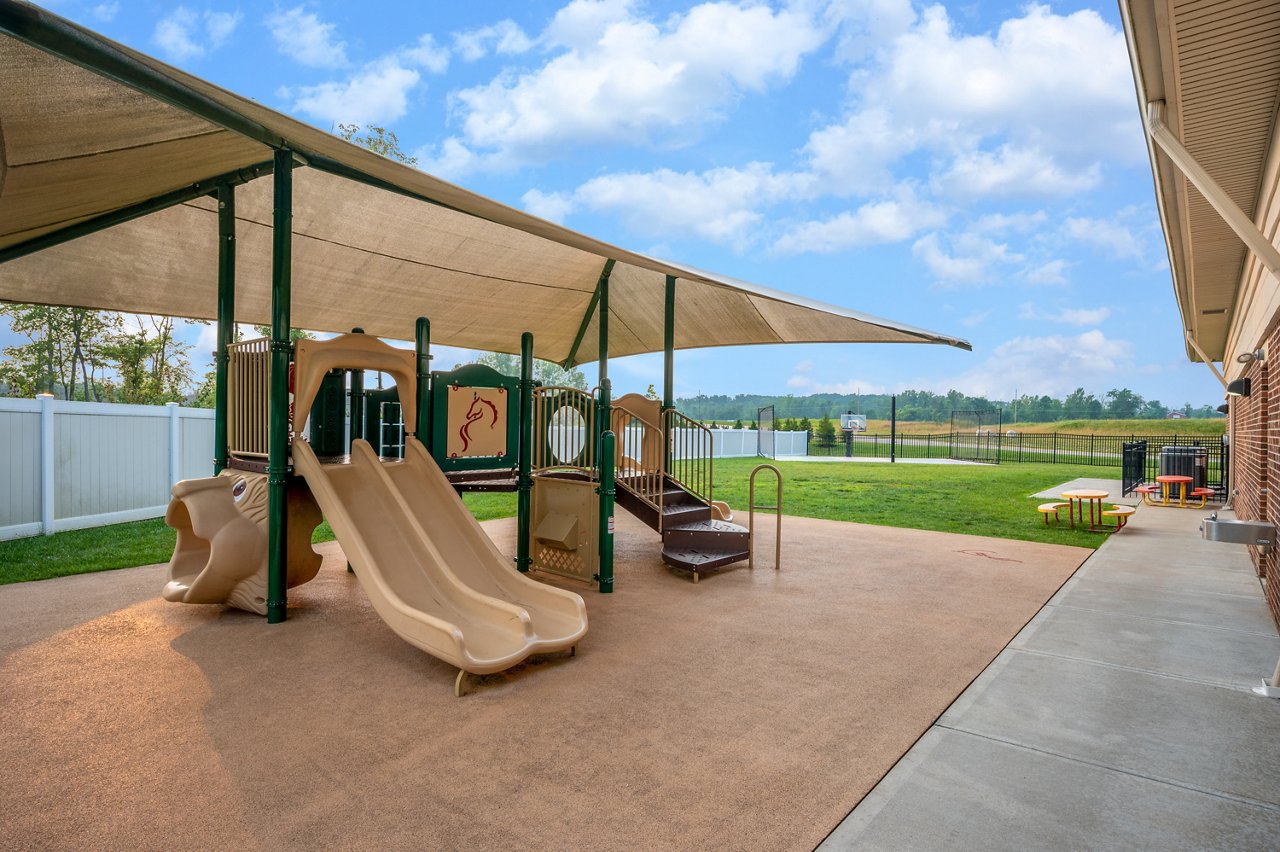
[1231,322,1279,627]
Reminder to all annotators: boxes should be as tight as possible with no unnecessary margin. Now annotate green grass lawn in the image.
[709,457,1119,549]
[1,491,516,586]
[0,459,1110,585]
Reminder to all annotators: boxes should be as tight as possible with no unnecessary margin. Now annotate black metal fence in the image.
[806,430,1229,496]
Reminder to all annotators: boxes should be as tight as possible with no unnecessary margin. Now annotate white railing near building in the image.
[0,397,215,541]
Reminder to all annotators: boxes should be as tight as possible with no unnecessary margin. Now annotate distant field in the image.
[842,418,1225,436]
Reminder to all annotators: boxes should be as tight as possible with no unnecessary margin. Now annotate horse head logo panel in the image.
[446,385,508,459]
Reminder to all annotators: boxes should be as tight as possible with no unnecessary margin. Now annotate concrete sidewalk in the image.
[822,503,1280,850]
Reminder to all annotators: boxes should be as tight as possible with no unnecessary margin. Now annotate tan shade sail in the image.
[0,1,969,363]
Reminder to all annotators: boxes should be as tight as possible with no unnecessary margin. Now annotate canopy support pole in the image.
[596,262,614,593]
[415,318,431,442]
[1147,101,1280,277]
[266,148,293,625]
[213,183,236,475]
[597,262,612,455]
[663,274,676,469]
[517,332,534,573]
[663,275,676,410]
[563,258,614,368]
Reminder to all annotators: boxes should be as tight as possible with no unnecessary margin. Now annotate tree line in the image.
[678,388,1223,424]
[0,305,205,405]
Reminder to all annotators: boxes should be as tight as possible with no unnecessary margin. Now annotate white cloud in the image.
[806,4,1136,199]
[935,145,1102,198]
[787,373,887,395]
[153,7,241,61]
[960,310,991,328]
[91,2,119,22]
[971,210,1048,235]
[1018,303,1111,325]
[538,162,814,246]
[267,7,349,68]
[1024,259,1068,285]
[794,359,814,373]
[521,188,575,224]
[439,0,829,169]
[282,35,449,126]
[913,231,1020,285]
[289,60,421,126]
[935,330,1135,398]
[774,188,946,254]
[453,20,534,61]
[1064,215,1144,260]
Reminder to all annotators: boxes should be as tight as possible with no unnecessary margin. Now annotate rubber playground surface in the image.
[0,513,1088,851]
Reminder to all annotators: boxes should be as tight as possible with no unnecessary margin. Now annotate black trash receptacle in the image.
[1159,445,1207,490]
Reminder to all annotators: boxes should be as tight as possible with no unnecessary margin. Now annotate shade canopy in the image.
[0,1,969,364]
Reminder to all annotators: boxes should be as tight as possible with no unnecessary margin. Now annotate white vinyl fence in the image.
[0,397,214,541]
[702,428,807,458]
[0,402,803,541]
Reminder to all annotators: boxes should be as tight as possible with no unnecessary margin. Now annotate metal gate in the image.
[949,408,1003,464]
[1122,441,1146,496]
[758,405,775,459]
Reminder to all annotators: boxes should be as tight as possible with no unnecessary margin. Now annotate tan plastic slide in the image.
[292,437,588,675]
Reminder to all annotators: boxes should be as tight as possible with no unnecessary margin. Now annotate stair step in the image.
[663,519,750,550]
[661,547,749,573]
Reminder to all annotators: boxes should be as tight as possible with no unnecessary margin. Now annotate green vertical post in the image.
[597,429,615,593]
[414,317,431,444]
[663,274,675,470]
[213,183,236,475]
[266,149,293,625]
[663,275,675,411]
[597,265,611,455]
[517,331,534,573]
[349,327,365,449]
[347,326,366,574]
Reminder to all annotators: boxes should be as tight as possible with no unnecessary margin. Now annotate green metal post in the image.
[212,183,235,475]
[663,275,675,411]
[266,149,293,625]
[347,326,366,574]
[349,327,365,448]
[517,332,534,573]
[415,318,431,445]
[597,269,611,456]
[597,430,615,593]
[663,274,675,470]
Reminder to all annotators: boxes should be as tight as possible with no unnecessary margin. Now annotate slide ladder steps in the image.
[615,472,750,581]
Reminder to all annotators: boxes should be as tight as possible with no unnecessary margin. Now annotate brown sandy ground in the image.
[0,512,1088,851]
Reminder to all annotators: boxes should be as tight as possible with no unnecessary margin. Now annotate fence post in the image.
[167,402,182,488]
[39,393,55,536]
[1053,432,1058,464]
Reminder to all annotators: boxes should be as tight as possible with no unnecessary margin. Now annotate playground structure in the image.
[0,4,971,688]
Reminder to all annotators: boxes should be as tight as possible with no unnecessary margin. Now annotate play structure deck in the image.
[162,326,760,690]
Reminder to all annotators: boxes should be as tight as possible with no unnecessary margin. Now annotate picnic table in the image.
[1061,489,1109,530]
[1155,474,1193,507]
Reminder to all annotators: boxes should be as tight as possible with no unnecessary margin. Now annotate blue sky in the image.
[26,0,1226,409]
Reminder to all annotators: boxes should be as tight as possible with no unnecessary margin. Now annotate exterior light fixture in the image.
[1226,378,1251,397]
[1216,403,1229,414]
[1236,348,1266,364]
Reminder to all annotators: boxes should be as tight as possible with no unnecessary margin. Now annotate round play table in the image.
[1060,489,1109,529]
[1155,474,1193,507]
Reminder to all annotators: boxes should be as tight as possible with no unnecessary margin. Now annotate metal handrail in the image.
[612,404,666,521]
[749,463,782,571]
[665,408,714,505]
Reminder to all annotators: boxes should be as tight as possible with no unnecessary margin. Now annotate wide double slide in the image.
[293,437,587,675]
